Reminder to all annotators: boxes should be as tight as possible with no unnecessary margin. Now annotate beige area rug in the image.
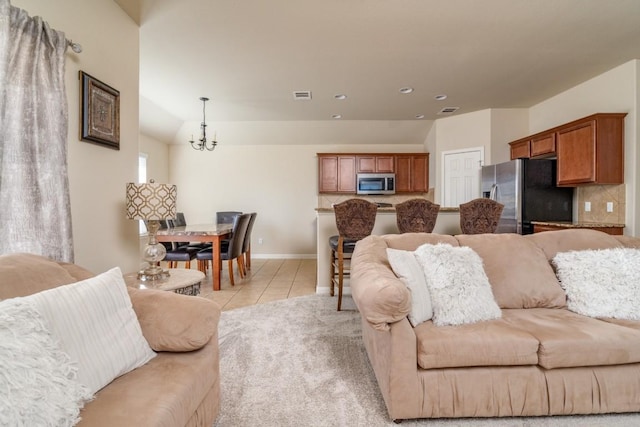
[213,295,640,427]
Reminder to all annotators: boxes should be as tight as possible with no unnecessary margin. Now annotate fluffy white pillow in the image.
[386,248,432,326]
[0,298,92,426]
[25,267,156,394]
[553,248,640,320]
[414,243,501,326]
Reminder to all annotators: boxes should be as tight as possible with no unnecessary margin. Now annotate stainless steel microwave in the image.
[356,173,396,195]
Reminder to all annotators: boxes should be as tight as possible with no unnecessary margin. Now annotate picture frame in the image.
[79,71,120,150]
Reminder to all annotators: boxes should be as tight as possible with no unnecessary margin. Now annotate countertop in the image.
[531,221,625,228]
[315,206,460,213]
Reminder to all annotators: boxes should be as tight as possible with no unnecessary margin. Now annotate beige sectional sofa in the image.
[350,229,640,422]
[0,253,220,427]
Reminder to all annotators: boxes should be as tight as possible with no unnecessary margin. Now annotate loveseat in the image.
[0,253,220,427]
[350,229,640,422]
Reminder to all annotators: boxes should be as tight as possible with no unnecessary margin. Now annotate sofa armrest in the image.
[351,236,411,331]
[127,287,220,352]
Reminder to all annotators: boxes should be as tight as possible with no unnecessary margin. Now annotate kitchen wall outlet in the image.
[607,202,614,212]
[258,238,264,245]
[584,201,591,212]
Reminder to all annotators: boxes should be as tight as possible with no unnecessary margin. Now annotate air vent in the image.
[437,107,459,115]
[293,90,312,100]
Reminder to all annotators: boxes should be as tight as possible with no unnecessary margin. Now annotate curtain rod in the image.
[66,39,82,53]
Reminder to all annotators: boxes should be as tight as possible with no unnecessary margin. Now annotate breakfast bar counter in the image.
[315,206,461,295]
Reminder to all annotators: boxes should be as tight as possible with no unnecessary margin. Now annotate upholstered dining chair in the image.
[459,198,505,234]
[395,198,440,233]
[197,213,251,287]
[240,213,257,271]
[216,211,242,225]
[329,199,378,311]
[153,219,199,269]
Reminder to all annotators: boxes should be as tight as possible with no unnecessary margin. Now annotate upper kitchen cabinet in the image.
[318,154,356,193]
[556,113,626,186]
[508,113,626,187]
[356,155,395,173]
[395,154,429,193]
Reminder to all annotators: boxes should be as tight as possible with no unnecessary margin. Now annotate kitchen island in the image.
[315,206,461,295]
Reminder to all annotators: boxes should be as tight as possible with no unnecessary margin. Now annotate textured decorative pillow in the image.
[0,298,92,426]
[553,248,640,319]
[386,248,432,326]
[25,267,156,394]
[414,243,501,326]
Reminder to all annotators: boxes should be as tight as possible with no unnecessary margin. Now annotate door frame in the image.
[441,146,485,207]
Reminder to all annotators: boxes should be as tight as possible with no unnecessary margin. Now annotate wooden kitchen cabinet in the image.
[318,154,356,193]
[356,155,394,173]
[530,133,555,157]
[395,154,429,193]
[509,139,530,159]
[556,113,626,186]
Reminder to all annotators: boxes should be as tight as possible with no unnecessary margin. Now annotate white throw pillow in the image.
[0,298,92,426]
[25,267,156,394]
[414,243,501,326]
[553,248,640,320]
[386,248,432,326]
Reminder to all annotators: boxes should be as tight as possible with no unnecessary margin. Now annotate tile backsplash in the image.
[576,184,625,225]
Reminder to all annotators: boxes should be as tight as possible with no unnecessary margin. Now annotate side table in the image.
[123,269,205,296]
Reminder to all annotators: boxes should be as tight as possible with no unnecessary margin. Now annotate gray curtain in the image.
[0,0,74,262]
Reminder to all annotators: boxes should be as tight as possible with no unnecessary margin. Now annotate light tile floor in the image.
[194,258,317,311]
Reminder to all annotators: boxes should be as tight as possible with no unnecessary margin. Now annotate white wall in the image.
[529,60,638,236]
[13,0,140,273]
[139,133,169,184]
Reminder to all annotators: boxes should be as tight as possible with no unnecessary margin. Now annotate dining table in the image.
[156,223,232,291]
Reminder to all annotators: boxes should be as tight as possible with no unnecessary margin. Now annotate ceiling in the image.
[115,0,640,144]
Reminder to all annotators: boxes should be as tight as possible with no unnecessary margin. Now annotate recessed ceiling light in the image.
[399,87,414,94]
[334,94,347,100]
[435,94,447,101]
[332,114,342,119]
[415,114,425,119]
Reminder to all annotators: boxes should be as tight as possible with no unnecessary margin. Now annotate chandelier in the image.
[189,97,218,151]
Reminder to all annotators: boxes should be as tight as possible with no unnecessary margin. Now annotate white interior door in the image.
[442,148,484,207]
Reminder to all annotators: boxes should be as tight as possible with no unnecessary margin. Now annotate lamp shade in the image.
[126,181,177,220]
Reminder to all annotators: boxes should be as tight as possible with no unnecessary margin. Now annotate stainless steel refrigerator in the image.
[481,158,573,234]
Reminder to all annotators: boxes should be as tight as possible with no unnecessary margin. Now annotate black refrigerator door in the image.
[522,159,573,227]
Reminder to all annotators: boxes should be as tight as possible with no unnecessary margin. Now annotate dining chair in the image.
[459,198,505,234]
[240,213,257,271]
[216,211,242,225]
[395,198,440,233]
[329,199,377,311]
[196,213,251,287]
[152,220,199,269]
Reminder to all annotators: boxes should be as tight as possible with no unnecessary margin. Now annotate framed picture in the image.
[79,71,120,150]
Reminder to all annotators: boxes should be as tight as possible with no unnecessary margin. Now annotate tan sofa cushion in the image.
[526,229,623,261]
[455,234,566,309]
[415,316,539,369]
[615,235,640,249]
[128,287,219,352]
[0,253,80,299]
[502,308,640,369]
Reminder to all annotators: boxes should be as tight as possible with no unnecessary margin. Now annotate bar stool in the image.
[329,199,377,311]
[459,198,504,234]
[395,198,440,233]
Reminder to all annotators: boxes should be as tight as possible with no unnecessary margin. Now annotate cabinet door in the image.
[509,140,530,159]
[395,155,429,193]
[356,155,394,173]
[337,156,356,192]
[319,156,339,192]
[557,121,596,186]
[530,133,556,157]
[318,155,356,193]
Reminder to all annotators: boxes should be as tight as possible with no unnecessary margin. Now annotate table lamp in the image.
[125,179,177,281]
